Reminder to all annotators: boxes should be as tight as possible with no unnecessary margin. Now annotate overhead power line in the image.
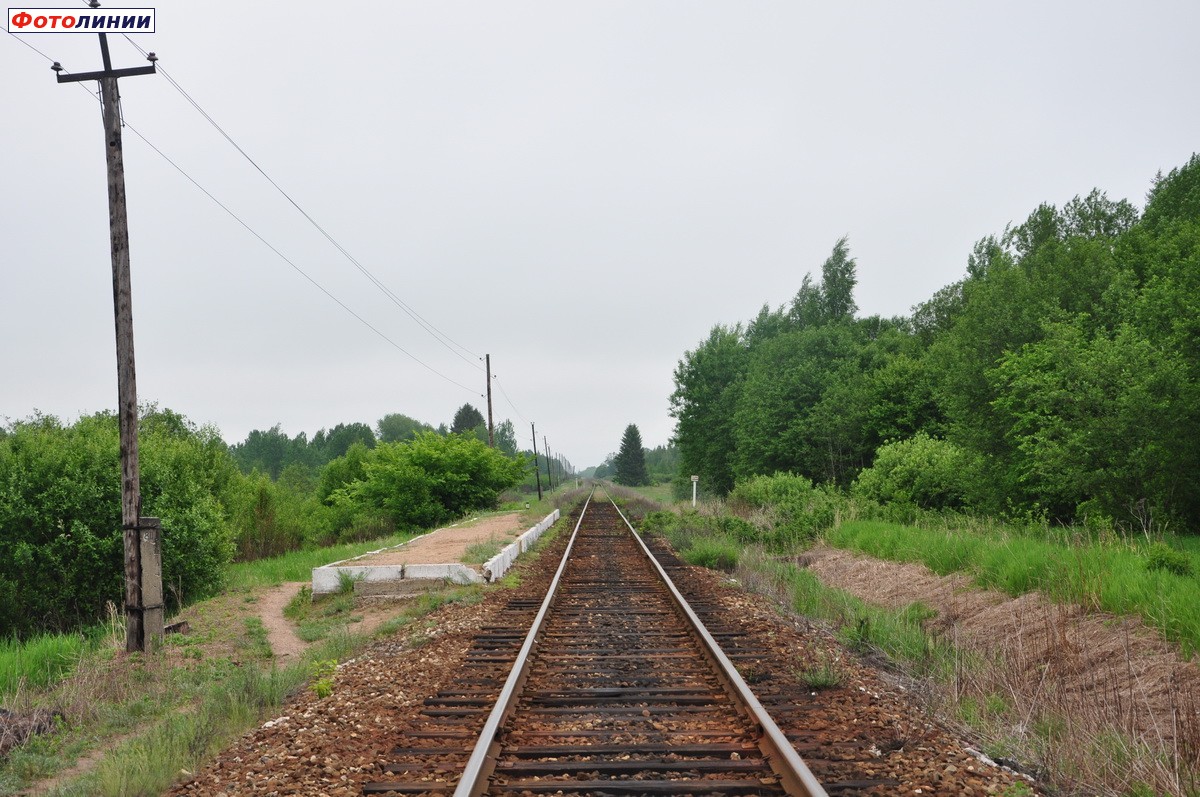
[5,34,482,396]
[493,375,529,423]
[116,34,484,371]
[122,123,482,395]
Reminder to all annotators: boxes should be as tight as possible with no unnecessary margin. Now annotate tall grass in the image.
[461,537,506,564]
[0,633,88,697]
[43,600,465,796]
[826,520,1200,656]
[728,548,952,673]
[680,537,741,572]
[71,651,312,796]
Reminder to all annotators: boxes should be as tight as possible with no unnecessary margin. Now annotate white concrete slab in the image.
[311,510,561,593]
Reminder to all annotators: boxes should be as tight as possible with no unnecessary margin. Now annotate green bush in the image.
[640,510,678,535]
[0,409,235,638]
[1143,542,1193,577]
[681,537,740,571]
[227,473,308,560]
[350,432,526,531]
[728,472,844,548]
[851,433,978,511]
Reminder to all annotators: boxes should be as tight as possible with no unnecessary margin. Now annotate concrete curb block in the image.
[483,508,560,583]
[405,563,483,585]
[311,511,559,594]
[312,565,404,594]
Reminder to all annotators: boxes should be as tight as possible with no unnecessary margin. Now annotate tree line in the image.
[670,155,1200,531]
[228,404,521,478]
[0,402,531,638]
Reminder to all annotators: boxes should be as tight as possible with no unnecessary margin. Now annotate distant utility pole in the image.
[544,436,554,489]
[530,422,543,501]
[484,354,494,448]
[54,19,161,653]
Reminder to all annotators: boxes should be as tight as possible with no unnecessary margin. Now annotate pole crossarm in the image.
[57,64,156,82]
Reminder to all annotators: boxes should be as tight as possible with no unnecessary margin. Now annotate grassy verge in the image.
[283,582,362,644]
[499,483,588,526]
[43,629,359,797]
[12,579,487,797]
[3,491,591,797]
[0,633,91,698]
[654,510,1200,796]
[826,519,1200,656]
[628,482,675,505]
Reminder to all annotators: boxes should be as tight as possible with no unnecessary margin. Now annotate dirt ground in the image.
[798,544,1200,749]
[257,582,309,660]
[350,512,526,566]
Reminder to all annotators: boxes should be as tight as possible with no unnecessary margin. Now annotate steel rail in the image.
[606,490,829,797]
[452,487,595,797]
[450,486,827,797]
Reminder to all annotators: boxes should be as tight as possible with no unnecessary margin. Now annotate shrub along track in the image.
[170,494,1037,796]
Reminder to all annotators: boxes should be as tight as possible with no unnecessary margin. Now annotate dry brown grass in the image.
[721,539,1200,796]
[945,601,1200,796]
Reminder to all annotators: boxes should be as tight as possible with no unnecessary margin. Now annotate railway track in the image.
[364,489,827,797]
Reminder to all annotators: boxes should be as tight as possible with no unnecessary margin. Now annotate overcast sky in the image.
[3,1,1198,468]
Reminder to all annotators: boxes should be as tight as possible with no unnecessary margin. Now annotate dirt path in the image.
[353,512,525,565]
[257,582,428,662]
[258,582,309,661]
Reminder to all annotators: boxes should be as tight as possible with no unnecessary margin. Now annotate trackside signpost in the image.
[11,2,161,652]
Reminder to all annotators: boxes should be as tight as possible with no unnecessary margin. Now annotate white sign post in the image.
[691,475,699,508]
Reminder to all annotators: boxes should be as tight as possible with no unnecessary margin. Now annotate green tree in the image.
[643,444,680,483]
[592,454,616,481]
[992,320,1191,523]
[670,325,747,495]
[613,424,650,486]
[376,413,432,443]
[787,274,823,329]
[316,441,373,504]
[917,188,1144,514]
[311,422,376,462]
[494,419,519,456]
[450,404,486,435]
[667,154,1200,529]
[819,236,858,322]
[229,424,292,478]
[731,324,860,482]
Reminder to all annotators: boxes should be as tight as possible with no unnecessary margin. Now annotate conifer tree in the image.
[613,424,650,486]
[450,404,486,435]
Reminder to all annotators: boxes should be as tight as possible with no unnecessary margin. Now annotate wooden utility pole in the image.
[55,25,160,653]
[543,435,554,489]
[530,422,543,501]
[484,354,494,448]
